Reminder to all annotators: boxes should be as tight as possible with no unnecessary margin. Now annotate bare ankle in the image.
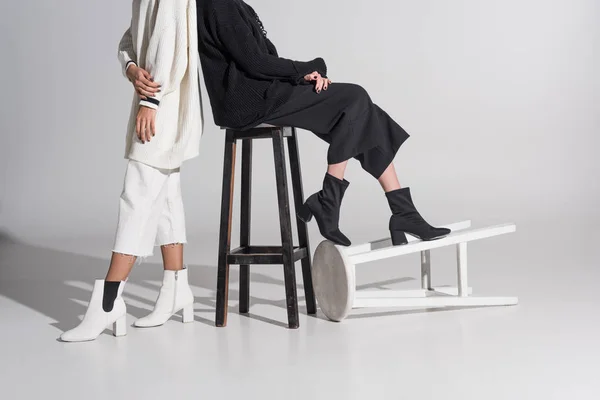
[327,161,348,180]
[106,252,137,281]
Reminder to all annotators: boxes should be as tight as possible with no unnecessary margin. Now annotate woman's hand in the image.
[304,71,331,94]
[126,64,161,100]
[136,106,157,144]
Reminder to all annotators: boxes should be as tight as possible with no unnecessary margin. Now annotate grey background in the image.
[1,0,598,264]
[2,3,599,397]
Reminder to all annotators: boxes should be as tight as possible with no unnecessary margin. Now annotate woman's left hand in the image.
[304,71,332,94]
[313,76,331,93]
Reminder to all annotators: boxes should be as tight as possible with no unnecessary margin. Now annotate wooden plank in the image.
[345,220,472,256]
[348,224,516,265]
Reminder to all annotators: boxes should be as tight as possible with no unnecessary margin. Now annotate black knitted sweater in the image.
[197,0,327,129]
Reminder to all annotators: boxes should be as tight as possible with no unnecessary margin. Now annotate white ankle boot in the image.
[134,268,194,327]
[60,280,127,342]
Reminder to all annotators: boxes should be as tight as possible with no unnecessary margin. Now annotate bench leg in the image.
[287,128,317,315]
[456,242,469,297]
[272,129,300,329]
[421,250,431,290]
[239,140,252,314]
[216,130,236,327]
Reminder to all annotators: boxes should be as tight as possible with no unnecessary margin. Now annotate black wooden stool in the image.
[216,125,316,329]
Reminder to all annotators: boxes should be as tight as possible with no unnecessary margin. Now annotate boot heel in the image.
[182,304,194,323]
[391,230,408,246]
[113,315,127,337]
[297,203,313,223]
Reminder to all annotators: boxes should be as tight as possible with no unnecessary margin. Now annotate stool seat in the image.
[220,123,278,129]
[215,125,316,329]
[219,125,293,138]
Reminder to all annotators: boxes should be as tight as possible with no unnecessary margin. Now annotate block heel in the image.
[182,304,194,323]
[391,230,408,246]
[296,203,313,223]
[297,174,352,246]
[386,188,451,242]
[113,315,127,337]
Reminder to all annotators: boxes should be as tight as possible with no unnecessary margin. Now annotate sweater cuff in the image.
[293,57,328,84]
[125,60,137,72]
[140,97,160,110]
[121,59,137,78]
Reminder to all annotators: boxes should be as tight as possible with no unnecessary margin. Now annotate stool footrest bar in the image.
[228,246,308,265]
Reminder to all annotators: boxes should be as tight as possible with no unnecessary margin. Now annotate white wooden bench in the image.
[312,220,518,321]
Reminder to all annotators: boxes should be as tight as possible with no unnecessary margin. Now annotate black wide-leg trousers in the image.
[264,83,410,179]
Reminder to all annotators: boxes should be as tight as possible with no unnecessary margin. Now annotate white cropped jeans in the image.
[113,160,187,258]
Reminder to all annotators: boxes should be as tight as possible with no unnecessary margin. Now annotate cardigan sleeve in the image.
[265,38,326,85]
[117,27,137,78]
[265,38,278,57]
[215,9,327,83]
[139,1,189,110]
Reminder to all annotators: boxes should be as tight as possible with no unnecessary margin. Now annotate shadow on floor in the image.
[1,232,438,331]
[0,233,322,332]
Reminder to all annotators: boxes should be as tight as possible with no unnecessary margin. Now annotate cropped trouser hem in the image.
[112,160,187,258]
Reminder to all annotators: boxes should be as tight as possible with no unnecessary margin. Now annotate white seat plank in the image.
[344,220,472,256]
[348,223,516,265]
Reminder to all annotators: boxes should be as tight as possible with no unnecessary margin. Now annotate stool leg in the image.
[456,242,469,297]
[272,128,300,329]
[287,128,317,315]
[239,139,252,314]
[216,130,237,327]
[421,250,432,290]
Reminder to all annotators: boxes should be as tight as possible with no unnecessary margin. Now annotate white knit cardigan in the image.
[118,0,203,169]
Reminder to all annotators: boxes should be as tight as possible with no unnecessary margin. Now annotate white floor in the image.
[0,223,599,400]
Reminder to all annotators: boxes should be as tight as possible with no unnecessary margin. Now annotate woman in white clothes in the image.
[61,0,203,342]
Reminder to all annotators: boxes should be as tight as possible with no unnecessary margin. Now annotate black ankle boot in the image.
[297,173,351,246]
[386,187,451,245]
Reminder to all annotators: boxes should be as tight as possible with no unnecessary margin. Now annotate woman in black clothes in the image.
[197,0,450,246]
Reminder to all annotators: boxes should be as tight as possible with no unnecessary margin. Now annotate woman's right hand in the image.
[126,64,161,99]
[304,71,331,94]
[136,106,157,144]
